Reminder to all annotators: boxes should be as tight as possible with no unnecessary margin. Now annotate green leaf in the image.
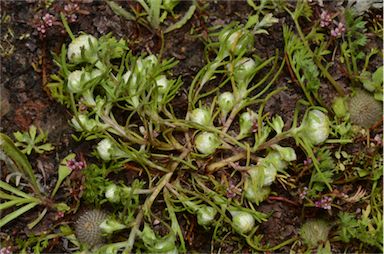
[51,153,76,198]
[0,134,41,194]
[37,143,54,152]
[13,131,25,142]
[27,207,48,229]
[372,66,383,84]
[164,4,196,33]
[0,180,39,200]
[29,125,37,140]
[0,202,39,228]
[270,115,284,134]
[54,202,70,212]
[0,198,30,210]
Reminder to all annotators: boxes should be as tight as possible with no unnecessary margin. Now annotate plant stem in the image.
[123,149,190,253]
[246,236,299,252]
[291,13,345,96]
[60,13,75,41]
[207,153,246,172]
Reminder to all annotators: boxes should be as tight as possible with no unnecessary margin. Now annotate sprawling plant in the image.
[44,11,338,253]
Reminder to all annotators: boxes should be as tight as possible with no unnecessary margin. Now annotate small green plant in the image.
[359,65,383,101]
[336,206,383,251]
[105,0,196,33]
[0,133,72,229]
[283,0,345,106]
[13,125,54,155]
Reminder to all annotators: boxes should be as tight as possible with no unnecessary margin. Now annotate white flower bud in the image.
[249,163,277,186]
[197,206,217,226]
[190,108,211,126]
[332,97,348,118]
[71,115,97,131]
[96,138,113,161]
[299,110,330,145]
[105,184,120,203]
[230,210,255,234]
[270,145,297,163]
[218,92,235,116]
[152,236,176,253]
[233,57,256,86]
[239,110,258,138]
[67,70,90,93]
[90,68,103,79]
[156,75,169,93]
[221,29,254,56]
[67,34,98,64]
[244,178,270,204]
[195,132,221,155]
[143,55,158,71]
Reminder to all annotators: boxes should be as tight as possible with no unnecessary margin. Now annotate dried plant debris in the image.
[348,90,382,128]
[75,209,108,248]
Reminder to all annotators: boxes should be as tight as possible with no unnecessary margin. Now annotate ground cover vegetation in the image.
[0,0,383,253]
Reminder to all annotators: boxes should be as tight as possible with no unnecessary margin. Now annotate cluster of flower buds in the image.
[34,13,57,37]
[331,22,346,37]
[0,246,12,254]
[66,158,86,171]
[315,196,332,210]
[299,186,308,200]
[320,10,332,27]
[63,3,80,23]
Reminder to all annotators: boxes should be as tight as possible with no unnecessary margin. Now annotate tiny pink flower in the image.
[320,10,332,27]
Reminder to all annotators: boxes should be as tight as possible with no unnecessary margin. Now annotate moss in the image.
[74,209,108,248]
[348,90,382,128]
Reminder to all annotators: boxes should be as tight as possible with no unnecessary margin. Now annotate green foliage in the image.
[0,180,41,228]
[306,147,335,194]
[283,25,320,105]
[336,207,383,251]
[82,164,114,205]
[106,0,196,33]
[0,133,41,194]
[13,125,54,155]
[359,65,383,101]
[342,8,370,81]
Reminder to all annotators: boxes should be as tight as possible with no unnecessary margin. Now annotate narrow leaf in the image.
[0,202,39,228]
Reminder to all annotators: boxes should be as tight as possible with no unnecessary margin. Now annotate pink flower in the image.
[331,22,346,37]
[320,10,332,27]
[0,246,12,254]
[315,196,332,210]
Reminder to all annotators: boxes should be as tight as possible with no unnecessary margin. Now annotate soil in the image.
[0,1,382,253]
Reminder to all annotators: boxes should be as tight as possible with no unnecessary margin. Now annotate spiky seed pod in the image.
[300,219,330,247]
[75,209,108,248]
[348,90,382,128]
